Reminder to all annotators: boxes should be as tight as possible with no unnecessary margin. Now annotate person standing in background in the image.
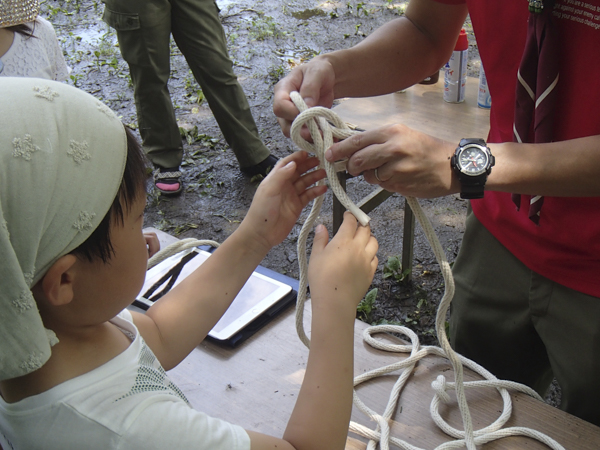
[102,0,278,195]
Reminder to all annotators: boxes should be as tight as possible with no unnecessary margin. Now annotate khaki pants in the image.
[449,208,600,426]
[102,0,269,169]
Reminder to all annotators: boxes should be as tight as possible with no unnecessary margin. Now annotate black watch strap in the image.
[458,174,487,199]
[459,138,486,147]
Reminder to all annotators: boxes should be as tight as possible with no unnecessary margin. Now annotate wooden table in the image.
[331,76,491,278]
[146,229,600,449]
[167,304,600,449]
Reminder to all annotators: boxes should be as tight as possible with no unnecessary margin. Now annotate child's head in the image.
[0,78,147,381]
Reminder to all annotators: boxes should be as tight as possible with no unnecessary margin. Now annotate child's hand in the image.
[308,212,378,313]
[240,151,327,252]
[144,232,160,258]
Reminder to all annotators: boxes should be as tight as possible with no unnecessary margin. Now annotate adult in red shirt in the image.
[273,0,600,426]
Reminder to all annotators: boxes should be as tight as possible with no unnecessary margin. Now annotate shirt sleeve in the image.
[118,398,251,450]
[36,17,70,82]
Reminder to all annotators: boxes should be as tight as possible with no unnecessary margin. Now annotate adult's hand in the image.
[273,57,336,138]
[326,123,460,198]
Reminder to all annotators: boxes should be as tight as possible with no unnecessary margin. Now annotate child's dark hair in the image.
[71,126,148,263]
[7,22,35,38]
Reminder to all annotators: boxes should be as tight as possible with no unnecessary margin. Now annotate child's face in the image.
[74,194,149,323]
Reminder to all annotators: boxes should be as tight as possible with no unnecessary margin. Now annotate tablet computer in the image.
[134,248,295,346]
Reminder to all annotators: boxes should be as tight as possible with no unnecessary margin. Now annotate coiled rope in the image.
[288,91,565,450]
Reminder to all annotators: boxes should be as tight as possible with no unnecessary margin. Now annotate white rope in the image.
[147,238,220,269]
[288,91,565,450]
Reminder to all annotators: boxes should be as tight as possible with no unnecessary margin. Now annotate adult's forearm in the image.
[488,135,600,197]
[324,1,467,98]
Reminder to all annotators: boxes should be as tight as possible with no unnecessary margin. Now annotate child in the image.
[0,78,379,449]
[0,0,69,80]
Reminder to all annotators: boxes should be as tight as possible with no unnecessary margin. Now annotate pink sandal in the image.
[154,168,183,195]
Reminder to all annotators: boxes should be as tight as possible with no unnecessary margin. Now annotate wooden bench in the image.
[146,229,600,449]
[331,75,490,279]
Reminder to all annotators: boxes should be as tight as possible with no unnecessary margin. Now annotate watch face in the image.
[457,145,489,176]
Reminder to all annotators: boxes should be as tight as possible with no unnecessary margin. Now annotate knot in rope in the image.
[432,375,452,404]
[290,91,370,226]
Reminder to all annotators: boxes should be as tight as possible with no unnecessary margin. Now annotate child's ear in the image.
[40,255,78,306]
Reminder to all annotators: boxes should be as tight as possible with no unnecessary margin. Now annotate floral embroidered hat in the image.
[0,78,127,380]
[0,0,39,28]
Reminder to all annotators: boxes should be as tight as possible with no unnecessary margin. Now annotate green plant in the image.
[383,256,411,283]
[268,65,286,83]
[69,73,85,87]
[357,288,377,322]
[248,14,286,41]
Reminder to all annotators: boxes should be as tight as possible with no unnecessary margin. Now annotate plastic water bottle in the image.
[477,66,492,109]
[444,28,468,103]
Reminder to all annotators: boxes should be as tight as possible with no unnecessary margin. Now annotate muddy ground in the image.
[44,0,560,405]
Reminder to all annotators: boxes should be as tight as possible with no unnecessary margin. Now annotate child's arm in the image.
[248,212,379,450]
[132,151,327,370]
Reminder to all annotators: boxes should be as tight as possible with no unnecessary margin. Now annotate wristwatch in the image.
[450,138,495,199]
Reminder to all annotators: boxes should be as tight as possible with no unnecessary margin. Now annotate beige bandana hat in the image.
[0,78,127,381]
[0,0,39,28]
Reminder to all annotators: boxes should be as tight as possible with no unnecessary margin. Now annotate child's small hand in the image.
[144,232,160,258]
[308,212,378,313]
[240,151,327,252]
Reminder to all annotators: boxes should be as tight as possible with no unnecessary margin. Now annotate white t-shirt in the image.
[0,17,69,81]
[0,310,251,450]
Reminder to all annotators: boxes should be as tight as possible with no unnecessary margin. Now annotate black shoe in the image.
[240,155,279,178]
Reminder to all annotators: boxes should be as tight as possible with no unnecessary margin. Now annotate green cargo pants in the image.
[450,208,600,426]
[102,0,269,169]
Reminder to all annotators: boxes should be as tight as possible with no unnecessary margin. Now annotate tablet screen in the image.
[136,248,292,341]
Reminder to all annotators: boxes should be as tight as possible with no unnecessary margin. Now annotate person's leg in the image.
[449,209,554,395]
[531,277,600,426]
[169,0,272,170]
[102,0,183,171]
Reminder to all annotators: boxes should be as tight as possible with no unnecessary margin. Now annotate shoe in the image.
[154,167,183,196]
[240,155,279,178]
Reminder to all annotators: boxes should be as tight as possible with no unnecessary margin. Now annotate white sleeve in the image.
[36,17,70,82]
[117,397,251,450]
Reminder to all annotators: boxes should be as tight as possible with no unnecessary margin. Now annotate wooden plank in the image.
[333,76,490,140]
